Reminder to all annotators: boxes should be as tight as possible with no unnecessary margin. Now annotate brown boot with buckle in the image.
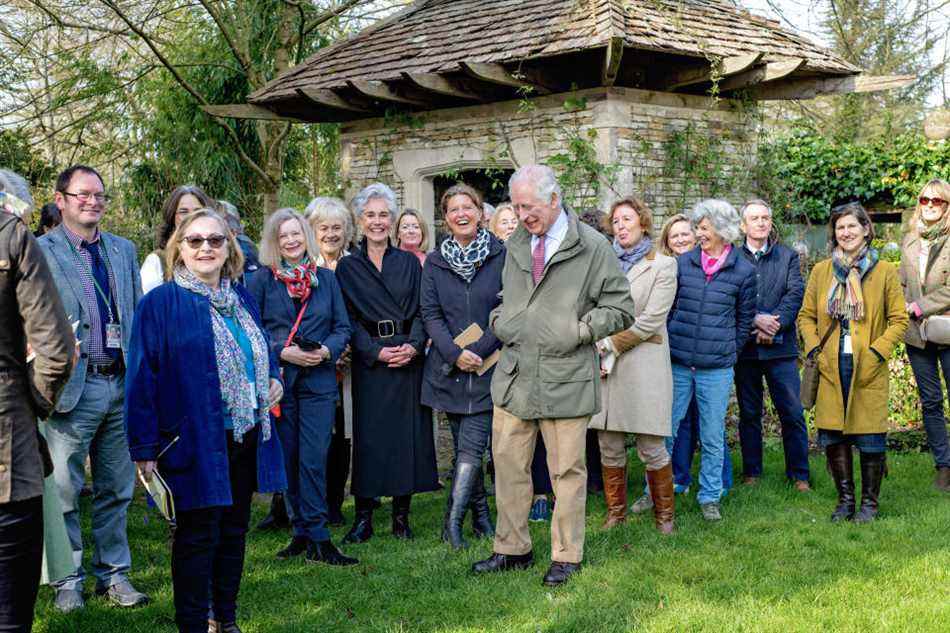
[601,465,627,529]
[647,463,675,535]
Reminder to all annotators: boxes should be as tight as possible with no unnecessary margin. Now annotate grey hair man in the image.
[0,169,75,631]
[37,164,148,612]
[472,164,635,587]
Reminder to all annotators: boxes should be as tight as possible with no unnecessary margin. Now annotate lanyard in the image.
[66,235,116,322]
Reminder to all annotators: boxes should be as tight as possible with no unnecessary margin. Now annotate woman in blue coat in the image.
[125,209,286,633]
[421,184,504,549]
[248,208,355,567]
[666,199,756,522]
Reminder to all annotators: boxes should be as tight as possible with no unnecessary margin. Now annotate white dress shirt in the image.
[530,210,569,265]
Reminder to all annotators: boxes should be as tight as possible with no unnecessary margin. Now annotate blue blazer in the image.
[38,226,143,413]
[124,281,286,512]
[737,242,804,361]
[247,266,351,396]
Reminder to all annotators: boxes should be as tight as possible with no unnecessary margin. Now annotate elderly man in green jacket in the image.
[472,164,635,587]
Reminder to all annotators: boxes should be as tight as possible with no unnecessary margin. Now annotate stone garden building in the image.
[230,0,910,235]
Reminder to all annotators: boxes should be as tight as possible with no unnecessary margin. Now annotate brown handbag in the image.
[801,320,838,410]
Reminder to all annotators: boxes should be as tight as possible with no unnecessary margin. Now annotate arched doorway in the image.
[430,168,514,242]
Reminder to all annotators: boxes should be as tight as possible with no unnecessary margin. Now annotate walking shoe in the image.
[700,502,722,521]
[306,540,359,566]
[528,497,551,522]
[95,579,149,608]
[276,536,309,559]
[471,551,534,574]
[542,561,581,587]
[54,588,85,613]
[934,466,950,492]
[629,492,653,514]
[673,483,690,495]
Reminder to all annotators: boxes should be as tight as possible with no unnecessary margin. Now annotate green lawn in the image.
[33,449,950,633]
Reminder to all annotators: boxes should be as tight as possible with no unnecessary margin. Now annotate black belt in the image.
[359,318,413,339]
[88,359,124,376]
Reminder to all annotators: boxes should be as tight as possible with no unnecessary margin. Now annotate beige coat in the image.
[589,250,677,436]
[899,232,950,349]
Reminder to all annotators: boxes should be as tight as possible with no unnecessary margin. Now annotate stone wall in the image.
[339,86,760,238]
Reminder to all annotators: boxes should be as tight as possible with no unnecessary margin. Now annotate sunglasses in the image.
[181,234,227,249]
[919,196,948,207]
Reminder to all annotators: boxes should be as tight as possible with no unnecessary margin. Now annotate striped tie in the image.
[532,234,546,285]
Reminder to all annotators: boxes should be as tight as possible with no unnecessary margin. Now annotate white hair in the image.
[305,196,355,246]
[689,199,742,243]
[0,169,34,217]
[509,164,563,211]
[739,198,773,220]
[352,182,398,218]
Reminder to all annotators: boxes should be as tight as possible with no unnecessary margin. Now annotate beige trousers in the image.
[492,406,588,564]
[598,430,669,470]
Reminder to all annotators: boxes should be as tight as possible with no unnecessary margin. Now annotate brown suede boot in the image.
[647,463,675,535]
[601,465,627,529]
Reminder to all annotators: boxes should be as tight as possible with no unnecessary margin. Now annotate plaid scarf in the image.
[174,266,271,443]
[272,257,319,301]
[827,245,878,322]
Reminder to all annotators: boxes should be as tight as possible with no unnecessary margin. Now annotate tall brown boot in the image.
[601,464,627,529]
[825,443,855,522]
[646,463,675,535]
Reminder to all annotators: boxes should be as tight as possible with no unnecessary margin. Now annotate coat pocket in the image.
[157,417,195,473]
[491,348,519,408]
[539,351,596,417]
[855,349,887,389]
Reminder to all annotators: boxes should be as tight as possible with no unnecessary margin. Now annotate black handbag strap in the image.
[811,320,839,357]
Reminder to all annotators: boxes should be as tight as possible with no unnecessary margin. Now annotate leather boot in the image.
[445,462,478,549]
[342,504,373,544]
[470,465,495,539]
[256,493,290,531]
[826,443,855,522]
[646,463,675,535]
[392,495,413,540]
[853,452,886,524]
[440,491,454,542]
[934,466,950,493]
[601,464,627,529]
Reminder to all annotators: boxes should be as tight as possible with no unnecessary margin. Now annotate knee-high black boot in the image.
[444,462,478,550]
[853,452,886,523]
[392,495,413,540]
[826,443,856,522]
[470,463,495,539]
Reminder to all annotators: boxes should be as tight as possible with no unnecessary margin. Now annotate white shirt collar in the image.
[530,210,569,265]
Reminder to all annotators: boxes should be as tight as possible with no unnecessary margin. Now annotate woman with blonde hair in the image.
[488,202,519,242]
[248,208,356,565]
[900,179,950,492]
[306,197,356,270]
[394,208,429,266]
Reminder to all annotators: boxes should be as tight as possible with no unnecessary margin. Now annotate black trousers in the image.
[171,431,257,633]
[326,402,351,514]
[0,496,42,633]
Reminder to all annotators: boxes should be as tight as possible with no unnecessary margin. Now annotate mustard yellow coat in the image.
[797,259,908,435]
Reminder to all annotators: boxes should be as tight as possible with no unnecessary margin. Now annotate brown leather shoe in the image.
[793,480,812,492]
[601,465,627,529]
[934,466,950,493]
[647,463,675,535]
[742,476,760,486]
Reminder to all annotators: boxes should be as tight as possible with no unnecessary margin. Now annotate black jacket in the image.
[737,241,804,361]
[421,236,505,415]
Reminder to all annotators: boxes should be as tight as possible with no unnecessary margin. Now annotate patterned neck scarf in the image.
[613,236,653,273]
[174,266,272,443]
[827,245,878,322]
[272,256,319,301]
[918,219,947,243]
[440,228,492,283]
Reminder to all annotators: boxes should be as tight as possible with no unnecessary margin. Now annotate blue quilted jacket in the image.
[668,246,757,369]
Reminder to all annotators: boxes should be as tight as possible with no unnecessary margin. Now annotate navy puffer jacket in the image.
[668,246,757,369]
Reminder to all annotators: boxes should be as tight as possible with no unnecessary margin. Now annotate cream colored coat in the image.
[589,250,677,436]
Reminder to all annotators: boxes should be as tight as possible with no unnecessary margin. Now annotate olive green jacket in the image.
[489,213,635,420]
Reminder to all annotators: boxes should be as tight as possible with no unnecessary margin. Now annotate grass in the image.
[33,448,950,633]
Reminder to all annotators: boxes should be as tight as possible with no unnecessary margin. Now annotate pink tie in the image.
[532,234,546,285]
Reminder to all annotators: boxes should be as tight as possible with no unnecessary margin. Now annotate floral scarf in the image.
[272,256,319,301]
[440,227,492,283]
[827,245,878,322]
[613,236,653,274]
[174,266,271,443]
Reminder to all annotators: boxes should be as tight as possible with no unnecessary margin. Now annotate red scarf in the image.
[272,260,319,301]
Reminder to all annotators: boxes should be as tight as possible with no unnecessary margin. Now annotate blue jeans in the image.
[670,398,733,492]
[906,343,950,469]
[670,364,734,505]
[735,357,811,482]
[45,374,134,591]
[277,386,335,543]
[818,430,886,453]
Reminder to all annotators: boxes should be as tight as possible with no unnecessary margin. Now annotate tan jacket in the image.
[0,215,74,503]
[798,259,908,435]
[590,250,677,436]
[899,232,950,349]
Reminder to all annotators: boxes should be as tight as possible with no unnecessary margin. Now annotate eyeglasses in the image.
[181,234,227,249]
[63,191,111,204]
[919,196,948,207]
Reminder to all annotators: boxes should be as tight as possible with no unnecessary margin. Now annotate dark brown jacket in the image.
[0,213,74,503]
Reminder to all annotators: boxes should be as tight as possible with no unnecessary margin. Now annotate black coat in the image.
[420,236,505,415]
[737,242,804,361]
[335,241,438,498]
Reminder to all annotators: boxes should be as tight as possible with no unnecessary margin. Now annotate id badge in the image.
[247,379,257,403]
[105,322,122,349]
[843,334,853,355]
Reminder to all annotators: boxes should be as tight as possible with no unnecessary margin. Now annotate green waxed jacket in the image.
[489,212,635,420]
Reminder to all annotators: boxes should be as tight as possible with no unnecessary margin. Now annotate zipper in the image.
[466,282,473,415]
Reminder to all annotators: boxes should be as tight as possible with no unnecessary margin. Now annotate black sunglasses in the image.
[181,234,227,249]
